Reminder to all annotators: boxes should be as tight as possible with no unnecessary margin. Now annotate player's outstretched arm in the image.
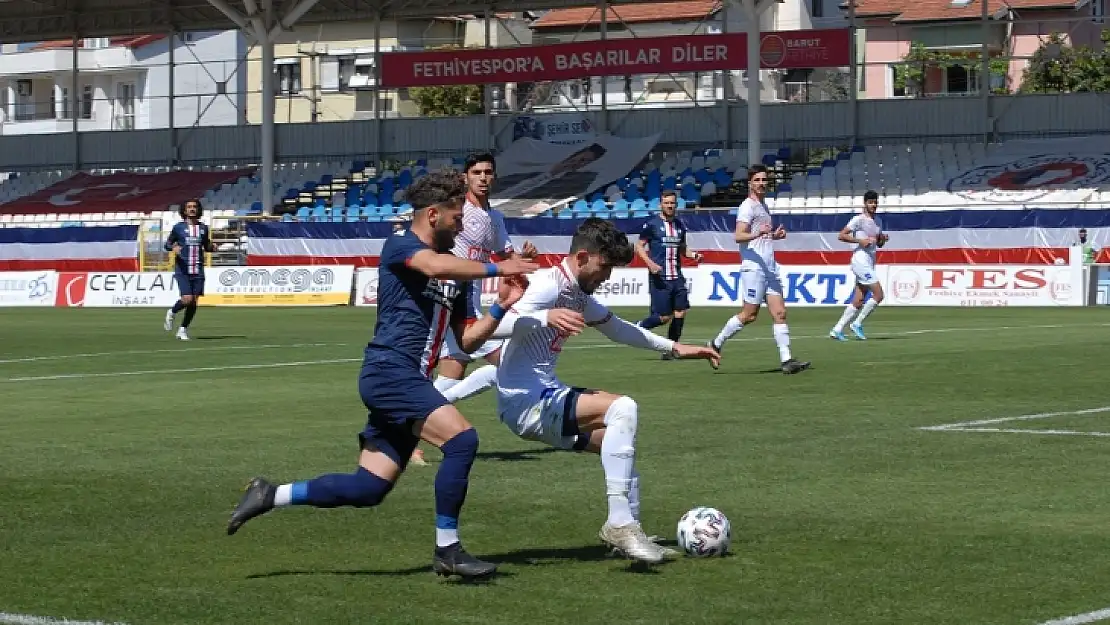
[407,249,538,281]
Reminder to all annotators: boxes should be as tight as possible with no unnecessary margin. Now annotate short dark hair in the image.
[569,217,634,267]
[863,190,879,202]
[178,198,204,219]
[660,190,678,202]
[464,152,496,173]
[405,171,466,211]
[748,165,769,181]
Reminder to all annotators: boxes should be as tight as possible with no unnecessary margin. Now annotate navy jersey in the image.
[367,229,474,377]
[639,216,688,280]
[164,221,211,276]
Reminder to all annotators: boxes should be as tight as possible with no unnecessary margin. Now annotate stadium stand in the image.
[2,138,1109,236]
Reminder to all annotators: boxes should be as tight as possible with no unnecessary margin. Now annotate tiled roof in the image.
[532,1,720,28]
[848,0,1081,22]
[32,35,166,51]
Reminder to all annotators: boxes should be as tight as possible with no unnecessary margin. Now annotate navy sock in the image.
[639,314,664,330]
[182,303,198,328]
[294,466,393,508]
[172,300,186,314]
[667,316,685,342]
[434,428,479,540]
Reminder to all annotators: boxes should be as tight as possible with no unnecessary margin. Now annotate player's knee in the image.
[872,289,885,304]
[771,310,787,324]
[604,396,639,432]
[440,426,479,460]
[674,310,686,319]
[350,466,394,506]
[740,310,759,325]
[181,294,194,305]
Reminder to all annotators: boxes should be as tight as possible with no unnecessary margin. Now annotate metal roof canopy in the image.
[0,0,667,43]
[0,0,775,213]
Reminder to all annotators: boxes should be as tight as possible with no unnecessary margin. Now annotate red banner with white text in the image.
[379,29,851,87]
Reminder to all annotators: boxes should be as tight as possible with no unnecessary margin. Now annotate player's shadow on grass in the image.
[476,447,561,462]
[190,335,248,341]
[246,543,668,580]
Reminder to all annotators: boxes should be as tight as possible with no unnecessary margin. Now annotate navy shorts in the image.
[357,348,449,467]
[649,275,689,316]
[175,272,205,297]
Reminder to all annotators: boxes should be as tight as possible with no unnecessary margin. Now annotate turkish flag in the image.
[0,169,254,215]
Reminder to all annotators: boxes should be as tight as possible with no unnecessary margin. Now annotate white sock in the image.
[601,396,639,528]
[441,364,497,403]
[433,376,461,393]
[713,315,744,349]
[273,483,293,507]
[629,469,641,522]
[833,304,859,332]
[773,323,792,362]
[436,528,459,548]
[855,299,879,325]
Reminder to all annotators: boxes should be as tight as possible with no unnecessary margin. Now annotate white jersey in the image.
[845,213,883,266]
[737,197,776,271]
[497,261,611,400]
[450,198,516,315]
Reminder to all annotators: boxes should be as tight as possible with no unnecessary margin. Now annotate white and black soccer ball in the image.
[676,507,731,557]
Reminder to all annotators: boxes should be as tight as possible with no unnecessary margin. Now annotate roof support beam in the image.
[739,0,775,168]
[269,0,322,41]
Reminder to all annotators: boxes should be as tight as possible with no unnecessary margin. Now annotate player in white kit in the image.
[446,218,719,564]
[708,165,810,374]
[407,152,536,467]
[830,190,888,341]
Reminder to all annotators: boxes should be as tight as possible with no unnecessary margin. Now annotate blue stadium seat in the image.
[648,197,660,211]
[630,198,648,213]
[590,199,608,213]
[281,213,293,222]
[571,199,589,213]
[294,207,310,219]
[612,199,630,213]
[557,209,575,219]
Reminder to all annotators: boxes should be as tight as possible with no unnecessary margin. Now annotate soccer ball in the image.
[676,507,731,557]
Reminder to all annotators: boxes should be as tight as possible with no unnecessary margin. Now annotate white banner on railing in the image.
[52,265,356,307]
[885,262,1084,307]
[0,270,57,307]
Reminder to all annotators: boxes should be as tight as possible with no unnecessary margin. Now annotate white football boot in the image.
[176,327,190,341]
[598,521,665,564]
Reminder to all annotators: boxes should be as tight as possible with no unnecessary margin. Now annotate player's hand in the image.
[877,234,889,248]
[495,258,540,277]
[772,225,787,240]
[757,222,773,236]
[520,240,539,260]
[648,262,662,274]
[691,252,704,263]
[672,343,721,370]
[547,308,585,337]
[496,275,528,308]
[172,244,183,254]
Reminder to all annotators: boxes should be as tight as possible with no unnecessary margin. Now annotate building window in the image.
[275,60,301,96]
[81,85,93,119]
[83,38,110,49]
[114,82,136,130]
[889,65,907,97]
[944,65,980,95]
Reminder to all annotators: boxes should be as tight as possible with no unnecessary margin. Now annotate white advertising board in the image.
[0,271,57,307]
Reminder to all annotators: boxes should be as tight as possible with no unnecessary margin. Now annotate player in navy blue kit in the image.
[226,172,539,579]
[163,198,214,341]
[636,191,703,358]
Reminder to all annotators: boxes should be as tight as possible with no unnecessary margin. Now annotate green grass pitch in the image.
[3,306,1110,625]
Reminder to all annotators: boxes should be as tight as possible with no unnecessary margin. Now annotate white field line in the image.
[2,321,1105,367]
[951,428,1110,438]
[5,321,1109,384]
[0,342,341,364]
[0,613,127,625]
[3,359,361,382]
[919,406,1110,432]
[1036,607,1110,625]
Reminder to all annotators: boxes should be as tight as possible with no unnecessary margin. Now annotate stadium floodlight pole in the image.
[980,0,992,143]
[848,0,858,147]
[484,8,493,151]
[721,0,733,149]
[598,0,608,134]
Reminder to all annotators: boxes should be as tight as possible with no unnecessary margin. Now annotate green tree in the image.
[1019,30,1110,94]
[406,44,484,117]
[893,41,1010,97]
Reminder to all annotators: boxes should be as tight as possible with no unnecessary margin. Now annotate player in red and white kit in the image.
[408,152,536,466]
[448,218,719,564]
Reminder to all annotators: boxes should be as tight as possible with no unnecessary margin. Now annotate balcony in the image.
[0,47,138,76]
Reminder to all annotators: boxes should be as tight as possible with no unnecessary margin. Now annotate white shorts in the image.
[740,268,784,305]
[850,260,880,286]
[440,328,503,363]
[497,385,583,450]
